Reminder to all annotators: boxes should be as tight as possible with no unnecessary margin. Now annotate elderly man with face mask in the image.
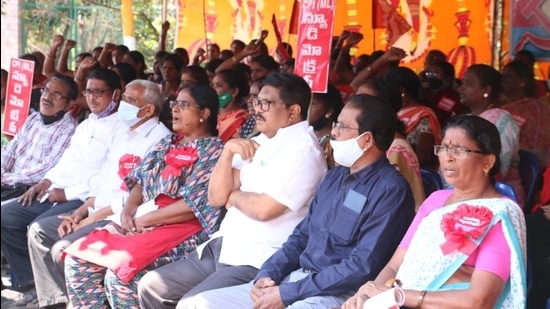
[0,68,121,295]
[26,79,171,309]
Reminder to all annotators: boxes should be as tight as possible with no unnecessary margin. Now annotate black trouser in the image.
[1,184,30,201]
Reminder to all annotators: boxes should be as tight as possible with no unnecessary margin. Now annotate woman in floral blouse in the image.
[63,83,224,308]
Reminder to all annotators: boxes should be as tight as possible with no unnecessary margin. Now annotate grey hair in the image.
[126,79,163,116]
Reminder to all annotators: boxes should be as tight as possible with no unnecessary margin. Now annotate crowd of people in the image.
[0,26,549,309]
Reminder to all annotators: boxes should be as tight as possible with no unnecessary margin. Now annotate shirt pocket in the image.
[331,205,363,243]
[81,136,110,167]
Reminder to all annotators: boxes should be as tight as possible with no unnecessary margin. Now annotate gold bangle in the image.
[416,290,427,309]
[46,54,56,59]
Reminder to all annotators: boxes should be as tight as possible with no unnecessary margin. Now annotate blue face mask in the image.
[118,100,145,127]
[95,100,117,118]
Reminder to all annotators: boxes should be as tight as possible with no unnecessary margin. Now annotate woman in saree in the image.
[63,83,224,308]
[341,115,526,309]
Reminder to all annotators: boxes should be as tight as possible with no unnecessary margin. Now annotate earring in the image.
[483,93,488,98]
[324,113,331,119]
[401,93,405,97]
[199,118,204,123]
[483,166,489,176]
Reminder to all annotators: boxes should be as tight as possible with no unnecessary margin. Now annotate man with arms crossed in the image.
[138,72,327,309]
[186,94,416,308]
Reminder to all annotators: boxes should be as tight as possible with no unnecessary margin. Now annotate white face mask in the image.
[118,100,145,127]
[330,132,368,167]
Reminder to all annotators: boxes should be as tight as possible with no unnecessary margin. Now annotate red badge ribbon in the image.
[440,204,493,255]
[118,154,142,191]
[161,146,198,179]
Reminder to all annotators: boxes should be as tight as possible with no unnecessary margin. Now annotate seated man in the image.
[0,67,121,292]
[186,94,416,308]
[137,72,328,309]
[1,74,78,202]
[27,79,171,308]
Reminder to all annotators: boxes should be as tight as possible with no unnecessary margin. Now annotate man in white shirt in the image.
[26,79,171,308]
[0,67,121,292]
[138,72,327,309]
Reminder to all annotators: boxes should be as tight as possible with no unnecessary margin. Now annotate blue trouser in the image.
[0,198,82,290]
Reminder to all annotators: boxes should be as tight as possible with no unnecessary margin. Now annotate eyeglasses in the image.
[40,87,70,101]
[252,98,275,112]
[169,100,199,109]
[424,72,441,79]
[332,121,359,133]
[434,145,486,159]
[82,88,111,97]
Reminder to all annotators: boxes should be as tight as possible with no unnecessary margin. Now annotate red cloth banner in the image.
[2,58,34,137]
[510,0,550,61]
[294,0,335,93]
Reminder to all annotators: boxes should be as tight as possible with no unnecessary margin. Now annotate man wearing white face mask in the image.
[1,68,122,296]
[182,94,416,309]
[26,79,170,309]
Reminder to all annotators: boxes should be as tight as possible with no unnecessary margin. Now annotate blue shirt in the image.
[254,156,416,305]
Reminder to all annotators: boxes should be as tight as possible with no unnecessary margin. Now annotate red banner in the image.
[294,0,335,93]
[2,58,34,137]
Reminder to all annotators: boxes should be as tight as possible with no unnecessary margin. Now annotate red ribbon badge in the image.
[439,204,493,255]
[118,154,142,191]
[161,146,198,179]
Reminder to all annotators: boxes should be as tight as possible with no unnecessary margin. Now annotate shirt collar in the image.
[339,155,389,184]
[128,117,161,137]
[253,120,311,145]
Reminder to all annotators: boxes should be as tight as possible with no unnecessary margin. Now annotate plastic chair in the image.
[518,150,542,212]
[420,168,444,197]
[495,181,519,203]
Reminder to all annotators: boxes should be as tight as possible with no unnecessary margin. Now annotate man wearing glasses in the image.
[27,79,171,309]
[178,94,416,309]
[1,74,78,203]
[0,68,121,295]
[138,72,327,309]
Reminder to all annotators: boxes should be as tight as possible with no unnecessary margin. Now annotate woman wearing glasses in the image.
[63,83,224,308]
[341,115,526,309]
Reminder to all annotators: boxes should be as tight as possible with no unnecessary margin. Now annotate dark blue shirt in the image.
[254,156,416,305]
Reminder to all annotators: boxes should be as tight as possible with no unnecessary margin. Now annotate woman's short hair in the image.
[465,64,502,101]
[444,115,501,179]
[125,79,163,117]
[112,62,137,85]
[260,72,311,120]
[161,53,185,74]
[385,66,424,103]
[251,54,280,72]
[345,94,397,151]
[179,83,219,137]
[312,83,344,119]
[181,65,209,86]
[503,60,536,97]
[215,69,250,107]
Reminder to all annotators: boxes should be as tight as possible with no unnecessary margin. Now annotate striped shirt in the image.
[1,112,77,185]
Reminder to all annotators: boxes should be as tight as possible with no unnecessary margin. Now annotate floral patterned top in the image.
[127,133,224,236]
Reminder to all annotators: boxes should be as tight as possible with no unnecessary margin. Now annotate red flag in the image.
[288,0,300,35]
[372,0,386,29]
